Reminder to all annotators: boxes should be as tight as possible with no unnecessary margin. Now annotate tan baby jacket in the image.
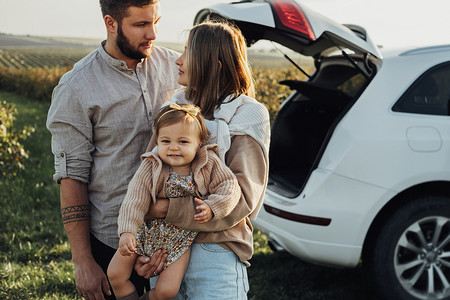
[118,144,241,237]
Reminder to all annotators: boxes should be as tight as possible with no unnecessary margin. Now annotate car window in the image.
[248,40,315,74]
[392,62,450,116]
[338,73,367,97]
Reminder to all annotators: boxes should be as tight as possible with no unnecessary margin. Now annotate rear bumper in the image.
[253,168,395,268]
[254,207,362,267]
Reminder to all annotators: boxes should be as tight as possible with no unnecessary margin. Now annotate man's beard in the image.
[116,23,152,60]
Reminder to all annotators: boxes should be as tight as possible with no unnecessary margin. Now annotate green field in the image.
[0,90,377,300]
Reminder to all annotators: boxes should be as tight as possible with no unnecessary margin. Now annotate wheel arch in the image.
[362,180,450,259]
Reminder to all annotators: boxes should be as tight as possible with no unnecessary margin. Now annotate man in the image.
[46,1,180,299]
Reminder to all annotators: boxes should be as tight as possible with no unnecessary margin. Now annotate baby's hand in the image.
[119,232,137,256]
[194,198,213,223]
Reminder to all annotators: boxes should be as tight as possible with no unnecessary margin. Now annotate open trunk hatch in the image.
[194,0,382,197]
[194,0,382,59]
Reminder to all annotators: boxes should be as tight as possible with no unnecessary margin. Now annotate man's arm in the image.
[60,178,111,299]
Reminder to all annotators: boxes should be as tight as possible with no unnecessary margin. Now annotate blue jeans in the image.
[151,243,249,299]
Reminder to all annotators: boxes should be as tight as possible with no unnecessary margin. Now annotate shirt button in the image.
[60,153,65,157]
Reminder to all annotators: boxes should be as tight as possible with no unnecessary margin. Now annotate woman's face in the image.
[175,42,188,86]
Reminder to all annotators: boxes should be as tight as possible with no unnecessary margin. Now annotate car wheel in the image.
[364,195,450,300]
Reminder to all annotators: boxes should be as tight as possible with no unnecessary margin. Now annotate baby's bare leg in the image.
[107,250,139,298]
[149,247,191,300]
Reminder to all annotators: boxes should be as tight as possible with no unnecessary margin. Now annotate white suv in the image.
[196,1,450,300]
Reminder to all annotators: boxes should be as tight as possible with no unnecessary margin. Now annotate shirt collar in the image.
[98,40,146,72]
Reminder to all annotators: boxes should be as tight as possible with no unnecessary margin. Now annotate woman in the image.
[137,20,270,299]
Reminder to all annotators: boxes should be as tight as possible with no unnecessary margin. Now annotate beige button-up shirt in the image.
[46,42,181,248]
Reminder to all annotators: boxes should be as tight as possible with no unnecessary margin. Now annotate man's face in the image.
[116,3,161,60]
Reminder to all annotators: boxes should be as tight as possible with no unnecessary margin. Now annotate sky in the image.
[1,0,450,49]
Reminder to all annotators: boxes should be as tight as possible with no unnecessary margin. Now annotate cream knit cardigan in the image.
[171,90,270,163]
[118,144,241,236]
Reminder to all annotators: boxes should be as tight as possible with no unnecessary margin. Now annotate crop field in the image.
[0,48,93,69]
[0,33,302,69]
[0,47,295,69]
[0,34,98,69]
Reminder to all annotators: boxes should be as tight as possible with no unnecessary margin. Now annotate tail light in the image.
[269,0,316,41]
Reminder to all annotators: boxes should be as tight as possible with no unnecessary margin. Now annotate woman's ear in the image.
[218,60,222,70]
[104,15,117,34]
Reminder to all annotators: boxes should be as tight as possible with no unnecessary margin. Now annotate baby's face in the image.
[157,121,200,175]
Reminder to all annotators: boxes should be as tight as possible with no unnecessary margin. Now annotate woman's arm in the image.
[165,135,268,231]
[199,151,241,220]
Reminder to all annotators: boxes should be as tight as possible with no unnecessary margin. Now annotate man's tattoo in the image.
[61,205,89,224]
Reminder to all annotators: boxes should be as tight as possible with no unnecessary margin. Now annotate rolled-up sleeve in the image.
[46,81,94,184]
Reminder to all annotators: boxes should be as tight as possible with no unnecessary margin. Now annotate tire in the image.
[363,195,450,300]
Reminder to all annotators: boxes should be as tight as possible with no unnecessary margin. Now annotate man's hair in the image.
[184,20,255,117]
[99,0,159,23]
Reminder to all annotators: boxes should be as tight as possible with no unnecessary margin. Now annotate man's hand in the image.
[194,198,213,223]
[134,250,168,279]
[147,198,170,219]
[74,257,111,300]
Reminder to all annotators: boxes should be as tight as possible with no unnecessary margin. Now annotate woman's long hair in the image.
[184,20,255,117]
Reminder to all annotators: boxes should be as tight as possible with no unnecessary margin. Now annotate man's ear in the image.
[104,15,118,33]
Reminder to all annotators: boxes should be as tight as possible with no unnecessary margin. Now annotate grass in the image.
[0,90,378,299]
[0,91,75,299]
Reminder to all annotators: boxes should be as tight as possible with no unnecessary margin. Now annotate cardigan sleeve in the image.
[117,158,157,236]
[165,135,268,232]
[201,152,241,220]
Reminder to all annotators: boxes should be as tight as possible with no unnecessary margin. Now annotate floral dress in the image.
[135,168,198,267]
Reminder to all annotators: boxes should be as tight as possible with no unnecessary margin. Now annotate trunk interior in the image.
[267,57,373,198]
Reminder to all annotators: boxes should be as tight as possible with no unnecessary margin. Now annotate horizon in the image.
[1,0,450,49]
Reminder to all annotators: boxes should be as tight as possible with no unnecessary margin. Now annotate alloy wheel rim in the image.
[394,216,450,299]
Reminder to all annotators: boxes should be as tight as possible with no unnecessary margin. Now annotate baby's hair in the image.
[153,103,210,145]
